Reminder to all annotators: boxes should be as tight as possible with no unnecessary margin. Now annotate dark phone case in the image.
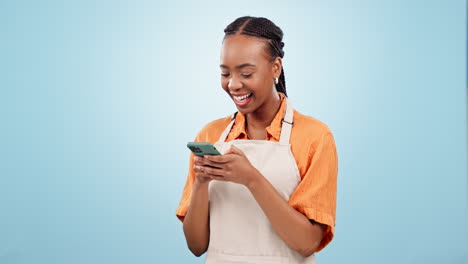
[187,142,222,156]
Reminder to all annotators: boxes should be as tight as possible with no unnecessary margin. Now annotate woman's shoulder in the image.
[194,114,233,143]
[292,109,334,141]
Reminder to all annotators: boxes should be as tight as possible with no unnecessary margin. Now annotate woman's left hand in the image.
[196,145,261,187]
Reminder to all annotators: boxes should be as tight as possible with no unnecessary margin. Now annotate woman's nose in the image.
[228,77,242,90]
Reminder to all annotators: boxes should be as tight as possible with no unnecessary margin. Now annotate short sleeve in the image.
[288,130,338,252]
[175,133,201,222]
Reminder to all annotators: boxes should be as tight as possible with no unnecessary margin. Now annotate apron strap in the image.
[279,97,294,144]
[217,112,237,143]
[217,97,294,144]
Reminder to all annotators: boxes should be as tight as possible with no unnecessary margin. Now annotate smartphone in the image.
[187,142,222,169]
[187,142,222,156]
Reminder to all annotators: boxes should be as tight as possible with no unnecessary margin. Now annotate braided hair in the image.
[223,16,287,97]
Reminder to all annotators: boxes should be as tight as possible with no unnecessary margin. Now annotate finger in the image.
[193,165,207,173]
[194,159,206,166]
[193,156,206,165]
[200,158,224,169]
[194,157,223,169]
[204,154,234,164]
[231,145,246,155]
[194,166,212,179]
[202,165,224,176]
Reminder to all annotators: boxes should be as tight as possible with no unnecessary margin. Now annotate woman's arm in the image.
[247,171,326,257]
[182,178,211,257]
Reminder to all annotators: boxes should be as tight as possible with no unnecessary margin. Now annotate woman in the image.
[176,16,338,264]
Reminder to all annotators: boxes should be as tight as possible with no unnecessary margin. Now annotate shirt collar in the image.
[229,92,287,141]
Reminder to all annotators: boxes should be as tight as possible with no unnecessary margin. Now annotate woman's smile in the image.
[232,92,253,107]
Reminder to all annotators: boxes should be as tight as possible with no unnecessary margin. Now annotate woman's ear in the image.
[272,57,282,78]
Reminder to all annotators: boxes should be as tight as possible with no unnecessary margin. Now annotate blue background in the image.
[1,0,467,263]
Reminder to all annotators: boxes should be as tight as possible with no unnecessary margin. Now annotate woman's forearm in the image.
[182,180,210,257]
[247,170,325,257]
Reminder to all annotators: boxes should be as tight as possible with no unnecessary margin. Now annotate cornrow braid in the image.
[223,16,287,97]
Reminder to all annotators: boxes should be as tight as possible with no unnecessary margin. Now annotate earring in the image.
[275,77,279,84]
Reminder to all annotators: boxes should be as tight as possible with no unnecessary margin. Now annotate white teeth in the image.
[233,93,252,101]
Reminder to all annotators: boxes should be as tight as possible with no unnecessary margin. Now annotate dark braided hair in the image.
[223,16,287,97]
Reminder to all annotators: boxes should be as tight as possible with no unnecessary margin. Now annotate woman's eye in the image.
[221,73,252,78]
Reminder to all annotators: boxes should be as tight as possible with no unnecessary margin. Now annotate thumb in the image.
[227,145,244,156]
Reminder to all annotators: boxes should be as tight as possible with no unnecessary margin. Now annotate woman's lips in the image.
[232,93,252,107]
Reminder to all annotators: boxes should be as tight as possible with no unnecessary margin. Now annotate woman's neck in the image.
[245,92,282,131]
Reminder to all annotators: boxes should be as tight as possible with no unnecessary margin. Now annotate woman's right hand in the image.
[193,156,213,185]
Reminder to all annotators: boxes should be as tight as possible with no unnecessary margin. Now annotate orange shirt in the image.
[176,92,338,252]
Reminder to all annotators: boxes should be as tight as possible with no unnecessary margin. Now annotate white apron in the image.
[207,97,316,264]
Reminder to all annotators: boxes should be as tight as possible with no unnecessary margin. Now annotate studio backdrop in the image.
[1,0,467,263]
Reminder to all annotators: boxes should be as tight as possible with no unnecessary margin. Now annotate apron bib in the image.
[206,97,317,264]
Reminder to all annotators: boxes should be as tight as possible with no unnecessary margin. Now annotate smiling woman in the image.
[176,16,338,264]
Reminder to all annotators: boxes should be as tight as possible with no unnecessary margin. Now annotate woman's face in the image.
[220,34,281,114]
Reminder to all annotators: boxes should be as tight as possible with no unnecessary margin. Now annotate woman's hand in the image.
[195,145,262,187]
[193,156,214,185]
